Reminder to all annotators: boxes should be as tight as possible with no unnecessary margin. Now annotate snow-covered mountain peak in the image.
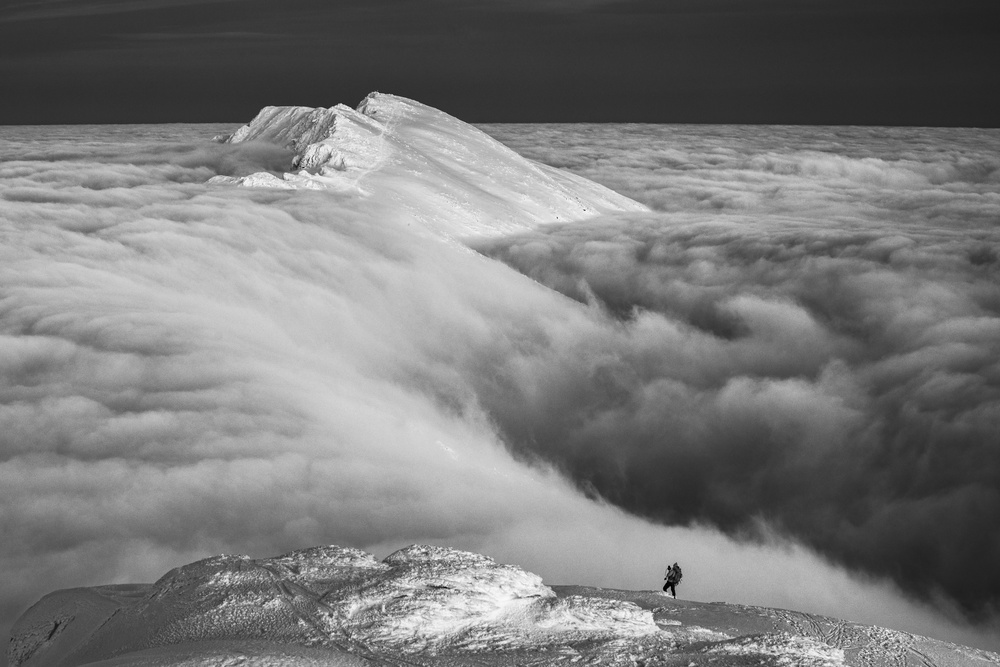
[210,92,648,239]
[355,91,428,122]
[8,544,655,666]
[383,543,507,567]
[224,106,340,148]
[268,544,388,576]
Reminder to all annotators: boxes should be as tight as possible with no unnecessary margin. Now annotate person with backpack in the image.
[663,562,682,598]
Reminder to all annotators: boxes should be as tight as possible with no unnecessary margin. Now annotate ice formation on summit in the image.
[210,93,647,238]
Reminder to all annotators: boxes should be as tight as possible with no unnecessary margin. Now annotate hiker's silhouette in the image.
[663,562,682,598]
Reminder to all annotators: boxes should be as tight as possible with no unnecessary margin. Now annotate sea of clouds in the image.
[1,121,998,660]
[479,123,1000,619]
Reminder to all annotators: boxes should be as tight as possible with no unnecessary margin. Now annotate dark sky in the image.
[1,0,998,126]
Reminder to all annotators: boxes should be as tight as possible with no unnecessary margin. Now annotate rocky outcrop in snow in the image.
[209,93,648,239]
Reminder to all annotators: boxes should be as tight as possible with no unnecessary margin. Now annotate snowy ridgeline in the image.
[10,544,658,667]
[209,92,647,239]
[13,543,999,667]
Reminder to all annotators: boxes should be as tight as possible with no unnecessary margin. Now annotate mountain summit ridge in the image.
[10,544,999,667]
[210,92,647,240]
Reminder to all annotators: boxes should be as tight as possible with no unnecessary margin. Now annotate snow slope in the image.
[209,93,648,239]
[10,545,999,667]
[9,545,655,667]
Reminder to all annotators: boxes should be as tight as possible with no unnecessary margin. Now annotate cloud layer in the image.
[474,122,1000,624]
[1,122,999,663]
[474,211,1000,611]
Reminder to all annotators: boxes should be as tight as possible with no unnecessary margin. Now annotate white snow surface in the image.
[209,93,647,239]
[9,545,656,667]
[13,545,1000,667]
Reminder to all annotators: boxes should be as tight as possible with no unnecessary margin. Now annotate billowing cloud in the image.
[1,121,999,667]
[473,211,1000,614]
[482,123,1000,222]
[471,122,1000,629]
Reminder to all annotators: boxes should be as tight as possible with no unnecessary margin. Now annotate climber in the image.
[663,562,682,598]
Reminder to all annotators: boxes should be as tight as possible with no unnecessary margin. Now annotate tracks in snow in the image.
[769,607,959,667]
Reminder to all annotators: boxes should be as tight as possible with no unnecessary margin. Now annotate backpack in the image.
[667,565,682,585]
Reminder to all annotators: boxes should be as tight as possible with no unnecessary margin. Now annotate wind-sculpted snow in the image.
[8,545,657,667]
[12,545,1000,667]
[210,93,647,238]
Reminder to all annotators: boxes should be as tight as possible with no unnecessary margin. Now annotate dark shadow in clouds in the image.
[468,123,1000,629]
[474,212,1000,619]
[1,0,998,125]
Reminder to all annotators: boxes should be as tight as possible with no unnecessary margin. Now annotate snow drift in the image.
[209,92,647,238]
[11,544,999,667]
[9,545,657,667]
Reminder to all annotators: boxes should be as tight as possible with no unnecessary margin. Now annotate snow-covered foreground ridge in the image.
[11,545,1000,667]
[210,92,647,238]
[9,544,653,667]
